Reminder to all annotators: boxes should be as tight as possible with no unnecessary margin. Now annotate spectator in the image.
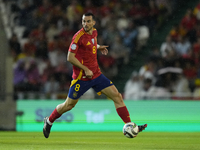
[18,0,35,26]
[35,41,48,60]
[59,24,74,40]
[101,11,116,29]
[124,71,142,100]
[13,59,27,92]
[160,35,176,59]
[194,1,200,21]
[187,24,198,44]
[49,4,64,24]
[66,0,83,30]
[171,72,192,98]
[128,2,148,26]
[46,23,61,41]
[37,0,52,19]
[192,37,200,67]
[102,24,119,45]
[197,65,200,78]
[54,61,72,83]
[23,36,37,57]
[174,36,191,57]
[44,75,60,94]
[110,35,130,65]
[169,24,180,42]
[181,8,197,31]
[83,0,96,15]
[183,59,197,92]
[140,78,153,99]
[155,0,173,17]
[9,34,21,60]
[59,74,71,92]
[99,0,111,17]
[193,78,200,99]
[193,36,200,55]
[26,60,41,91]
[98,54,118,80]
[146,0,159,32]
[151,46,161,57]
[41,60,55,83]
[36,58,48,76]
[116,12,129,31]
[29,23,46,44]
[139,57,156,81]
[146,78,171,99]
[26,10,42,32]
[119,21,138,51]
[48,48,67,67]
[111,1,124,17]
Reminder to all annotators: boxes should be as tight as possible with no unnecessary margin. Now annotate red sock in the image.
[49,108,61,123]
[116,106,131,123]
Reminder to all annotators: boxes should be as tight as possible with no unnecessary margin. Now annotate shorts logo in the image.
[71,44,77,50]
[73,92,77,98]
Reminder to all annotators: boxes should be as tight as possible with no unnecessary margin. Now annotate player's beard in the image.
[84,26,92,32]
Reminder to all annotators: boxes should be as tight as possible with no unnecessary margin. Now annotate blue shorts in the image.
[68,74,113,99]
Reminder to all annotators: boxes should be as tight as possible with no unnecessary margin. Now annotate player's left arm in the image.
[97,45,109,55]
[96,37,108,55]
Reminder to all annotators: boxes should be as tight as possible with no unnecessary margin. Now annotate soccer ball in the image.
[123,122,139,138]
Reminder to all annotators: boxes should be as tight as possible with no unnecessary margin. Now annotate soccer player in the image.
[43,12,147,138]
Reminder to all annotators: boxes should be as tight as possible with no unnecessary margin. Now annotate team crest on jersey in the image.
[71,44,77,50]
[91,38,94,44]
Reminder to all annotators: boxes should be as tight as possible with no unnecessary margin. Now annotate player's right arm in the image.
[67,52,93,78]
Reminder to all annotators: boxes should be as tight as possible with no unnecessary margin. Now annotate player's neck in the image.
[84,28,93,35]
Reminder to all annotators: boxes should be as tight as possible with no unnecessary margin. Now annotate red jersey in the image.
[68,28,101,81]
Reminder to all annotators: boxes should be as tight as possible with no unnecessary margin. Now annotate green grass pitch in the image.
[0,132,200,150]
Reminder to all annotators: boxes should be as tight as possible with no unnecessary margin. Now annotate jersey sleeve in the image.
[68,30,84,53]
[68,37,80,54]
[93,28,98,37]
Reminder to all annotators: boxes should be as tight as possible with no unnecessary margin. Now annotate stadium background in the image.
[0,0,200,133]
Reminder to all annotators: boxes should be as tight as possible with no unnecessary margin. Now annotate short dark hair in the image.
[83,12,95,20]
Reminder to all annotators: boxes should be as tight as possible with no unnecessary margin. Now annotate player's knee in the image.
[113,91,123,102]
[118,92,122,98]
[114,91,122,99]
[111,87,120,97]
[118,92,124,102]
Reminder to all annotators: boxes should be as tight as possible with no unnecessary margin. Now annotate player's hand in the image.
[84,68,93,79]
[98,45,108,55]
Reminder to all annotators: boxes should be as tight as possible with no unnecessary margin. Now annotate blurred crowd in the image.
[6,0,199,100]
[4,0,177,99]
[124,3,200,100]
